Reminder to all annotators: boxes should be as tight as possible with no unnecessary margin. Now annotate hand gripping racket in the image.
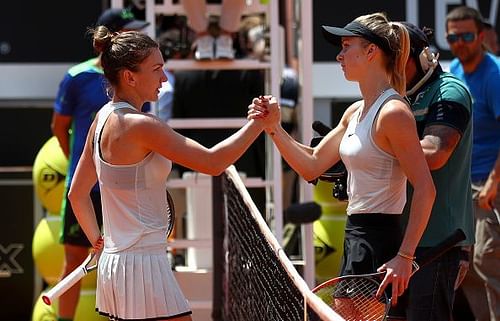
[313,229,466,321]
[42,190,177,305]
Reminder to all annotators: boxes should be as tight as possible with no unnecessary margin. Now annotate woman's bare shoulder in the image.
[340,100,363,125]
[380,97,412,118]
[378,97,415,133]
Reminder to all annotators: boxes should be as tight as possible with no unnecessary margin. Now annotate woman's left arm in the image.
[376,100,436,303]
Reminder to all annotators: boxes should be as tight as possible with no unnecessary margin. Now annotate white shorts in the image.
[96,245,191,320]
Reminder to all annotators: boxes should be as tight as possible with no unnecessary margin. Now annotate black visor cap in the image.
[322,21,392,54]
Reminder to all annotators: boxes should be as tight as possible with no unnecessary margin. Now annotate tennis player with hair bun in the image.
[249,12,436,316]
[68,26,267,320]
[51,8,150,321]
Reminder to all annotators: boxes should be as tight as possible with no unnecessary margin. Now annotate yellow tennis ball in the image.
[314,216,347,283]
[33,137,68,215]
[33,289,107,321]
[31,292,57,321]
[32,217,97,288]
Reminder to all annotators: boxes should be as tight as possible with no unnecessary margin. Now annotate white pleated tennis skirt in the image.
[96,244,191,320]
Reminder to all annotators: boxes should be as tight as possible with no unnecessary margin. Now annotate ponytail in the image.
[388,22,410,95]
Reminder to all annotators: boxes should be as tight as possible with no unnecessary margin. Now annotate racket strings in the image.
[316,278,387,321]
[166,190,175,238]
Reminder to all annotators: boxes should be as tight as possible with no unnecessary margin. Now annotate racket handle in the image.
[42,266,86,305]
[416,229,466,268]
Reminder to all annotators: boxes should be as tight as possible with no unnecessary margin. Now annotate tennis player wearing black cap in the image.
[399,22,474,321]
[249,12,436,312]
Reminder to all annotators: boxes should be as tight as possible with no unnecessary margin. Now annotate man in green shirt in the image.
[400,22,475,321]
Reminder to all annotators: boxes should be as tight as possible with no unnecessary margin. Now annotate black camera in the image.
[309,121,348,201]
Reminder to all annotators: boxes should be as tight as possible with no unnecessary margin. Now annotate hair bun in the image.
[93,26,114,54]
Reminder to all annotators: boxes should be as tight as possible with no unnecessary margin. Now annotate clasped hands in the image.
[248,95,281,131]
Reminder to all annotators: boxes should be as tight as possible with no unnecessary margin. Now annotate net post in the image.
[212,174,224,321]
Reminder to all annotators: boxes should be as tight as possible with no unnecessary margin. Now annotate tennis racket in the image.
[42,190,177,306]
[313,229,466,321]
[42,251,97,305]
[166,189,176,238]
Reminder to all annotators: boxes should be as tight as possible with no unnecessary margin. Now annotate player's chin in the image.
[343,72,354,82]
[151,92,160,102]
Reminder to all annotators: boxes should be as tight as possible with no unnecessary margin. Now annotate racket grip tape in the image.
[41,266,86,305]
[416,229,466,268]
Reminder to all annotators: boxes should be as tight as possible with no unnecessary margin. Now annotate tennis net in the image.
[212,166,343,321]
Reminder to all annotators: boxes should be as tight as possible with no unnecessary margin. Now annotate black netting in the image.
[220,173,322,321]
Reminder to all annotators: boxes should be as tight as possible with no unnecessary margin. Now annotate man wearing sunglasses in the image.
[447,6,500,321]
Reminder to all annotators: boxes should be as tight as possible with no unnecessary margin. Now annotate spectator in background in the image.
[483,20,499,55]
[51,8,148,321]
[401,22,474,321]
[182,0,246,60]
[446,6,500,321]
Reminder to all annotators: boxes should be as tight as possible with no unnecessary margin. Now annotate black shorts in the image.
[340,213,407,318]
[60,190,103,247]
[340,213,402,275]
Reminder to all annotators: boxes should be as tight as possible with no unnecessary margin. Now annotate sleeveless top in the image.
[93,102,172,252]
[339,88,407,215]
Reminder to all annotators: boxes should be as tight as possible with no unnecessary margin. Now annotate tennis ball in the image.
[31,293,56,321]
[32,289,107,321]
[32,216,97,288]
[314,216,346,283]
[313,180,347,216]
[33,137,68,215]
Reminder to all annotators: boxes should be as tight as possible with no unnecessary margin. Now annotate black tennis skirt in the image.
[340,213,403,276]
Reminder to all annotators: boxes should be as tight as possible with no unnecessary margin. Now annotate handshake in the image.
[249,98,347,201]
[309,121,348,201]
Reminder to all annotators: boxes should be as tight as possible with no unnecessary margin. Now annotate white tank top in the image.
[339,89,407,215]
[94,102,172,252]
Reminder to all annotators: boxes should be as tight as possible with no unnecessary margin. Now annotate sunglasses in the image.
[446,32,477,44]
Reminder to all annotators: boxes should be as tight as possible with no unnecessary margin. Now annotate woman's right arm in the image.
[137,113,265,176]
[254,98,359,182]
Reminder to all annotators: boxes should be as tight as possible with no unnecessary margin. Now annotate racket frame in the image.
[41,252,97,305]
[166,189,176,238]
[313,229,466,320]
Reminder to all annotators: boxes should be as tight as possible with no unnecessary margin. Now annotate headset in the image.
[406,46,439,96]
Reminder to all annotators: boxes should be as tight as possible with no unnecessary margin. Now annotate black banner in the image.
[0,172,36,321]
[313,0,499,62]
[0,0,102,62]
